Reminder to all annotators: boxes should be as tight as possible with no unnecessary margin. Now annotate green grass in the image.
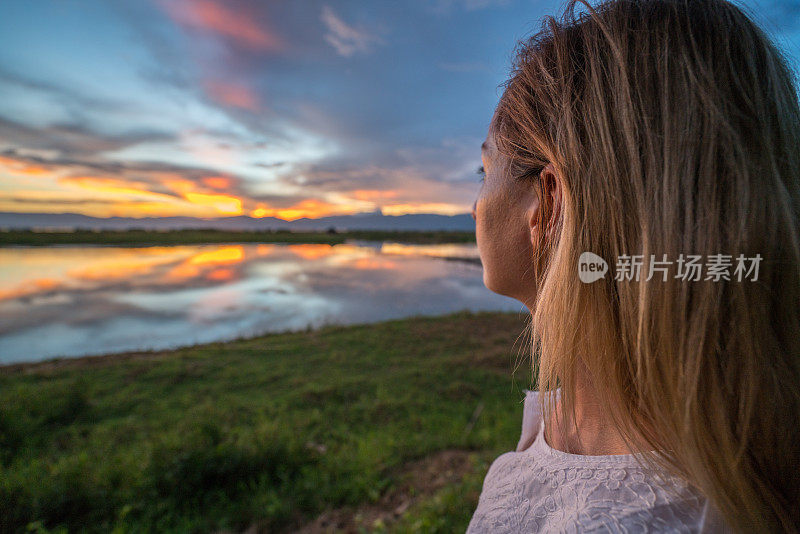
[0,229,476,247]
[0,311,534,533]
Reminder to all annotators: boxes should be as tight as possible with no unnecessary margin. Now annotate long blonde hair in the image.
[494,0,800,531]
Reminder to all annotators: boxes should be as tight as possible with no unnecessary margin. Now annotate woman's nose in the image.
[471,200,477,221]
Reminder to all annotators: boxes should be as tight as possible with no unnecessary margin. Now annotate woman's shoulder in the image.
[516,389,543,452]
[470,455,719,533]
[468,389,722,533]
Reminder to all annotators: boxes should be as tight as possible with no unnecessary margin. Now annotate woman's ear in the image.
[542,163,563,242]
[527,162,563,244]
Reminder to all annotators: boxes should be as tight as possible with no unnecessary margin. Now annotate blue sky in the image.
[0,0,798,219]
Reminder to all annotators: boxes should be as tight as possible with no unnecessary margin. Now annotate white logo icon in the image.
[578,252,608,283]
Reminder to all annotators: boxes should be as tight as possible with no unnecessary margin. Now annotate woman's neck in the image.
[544,366,641,456]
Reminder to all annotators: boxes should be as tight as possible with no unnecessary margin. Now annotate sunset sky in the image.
[1,0,798,220]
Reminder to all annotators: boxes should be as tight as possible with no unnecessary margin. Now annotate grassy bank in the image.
[0,311,533,533]
[0,229,476,247]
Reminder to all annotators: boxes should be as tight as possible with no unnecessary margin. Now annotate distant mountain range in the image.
[0,210,475,232]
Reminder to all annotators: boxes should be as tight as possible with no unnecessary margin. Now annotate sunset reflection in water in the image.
[0,242,517,363]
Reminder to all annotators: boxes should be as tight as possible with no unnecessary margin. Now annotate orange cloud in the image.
[60,176,177,201]
[163,177,197,194]
[250,205,271,218]
[381,203,466,216]
[104,202,193,218]
[202,176,232,190]
[204,80,261,111]
[1,148,474,220]
[64,173,250,217]
[249,198,355,221]
[0,155,50,176]
[183,192,242,215]
[206,267,235,281]
[162,0,283,51]
[351,189,399,201]
[162,176,245,215]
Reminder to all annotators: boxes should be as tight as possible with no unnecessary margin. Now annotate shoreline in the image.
[0,229,476,247]
[0,309,509,374]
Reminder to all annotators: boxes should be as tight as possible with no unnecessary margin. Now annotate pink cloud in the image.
[161,0,283,52]
[204,80,261,110]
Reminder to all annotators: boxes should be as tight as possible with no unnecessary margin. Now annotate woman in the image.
[467,0,800,532]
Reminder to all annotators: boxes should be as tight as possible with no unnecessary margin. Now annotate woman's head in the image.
[477,0,800,531]
[475,110,562,308]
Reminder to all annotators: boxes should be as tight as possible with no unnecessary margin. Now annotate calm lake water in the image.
[0,241,521,364]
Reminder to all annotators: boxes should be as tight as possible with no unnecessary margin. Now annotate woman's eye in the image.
[476,165,486,182]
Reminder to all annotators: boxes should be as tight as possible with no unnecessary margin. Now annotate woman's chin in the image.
[483,270,535,311]
[481,268,497,293]
[483,270,512,298]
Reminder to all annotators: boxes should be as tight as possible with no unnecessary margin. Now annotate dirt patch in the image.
[289,449,476,534]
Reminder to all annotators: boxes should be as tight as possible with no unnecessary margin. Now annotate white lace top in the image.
[467,390,731,533]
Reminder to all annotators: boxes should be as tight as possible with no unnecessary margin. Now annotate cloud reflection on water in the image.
[0,242,518,363]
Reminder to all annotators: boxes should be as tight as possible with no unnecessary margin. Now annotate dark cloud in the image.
[0,117,173,158]
[0,67,129,114]
[247,193,318,208]
[253,161,286,169]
